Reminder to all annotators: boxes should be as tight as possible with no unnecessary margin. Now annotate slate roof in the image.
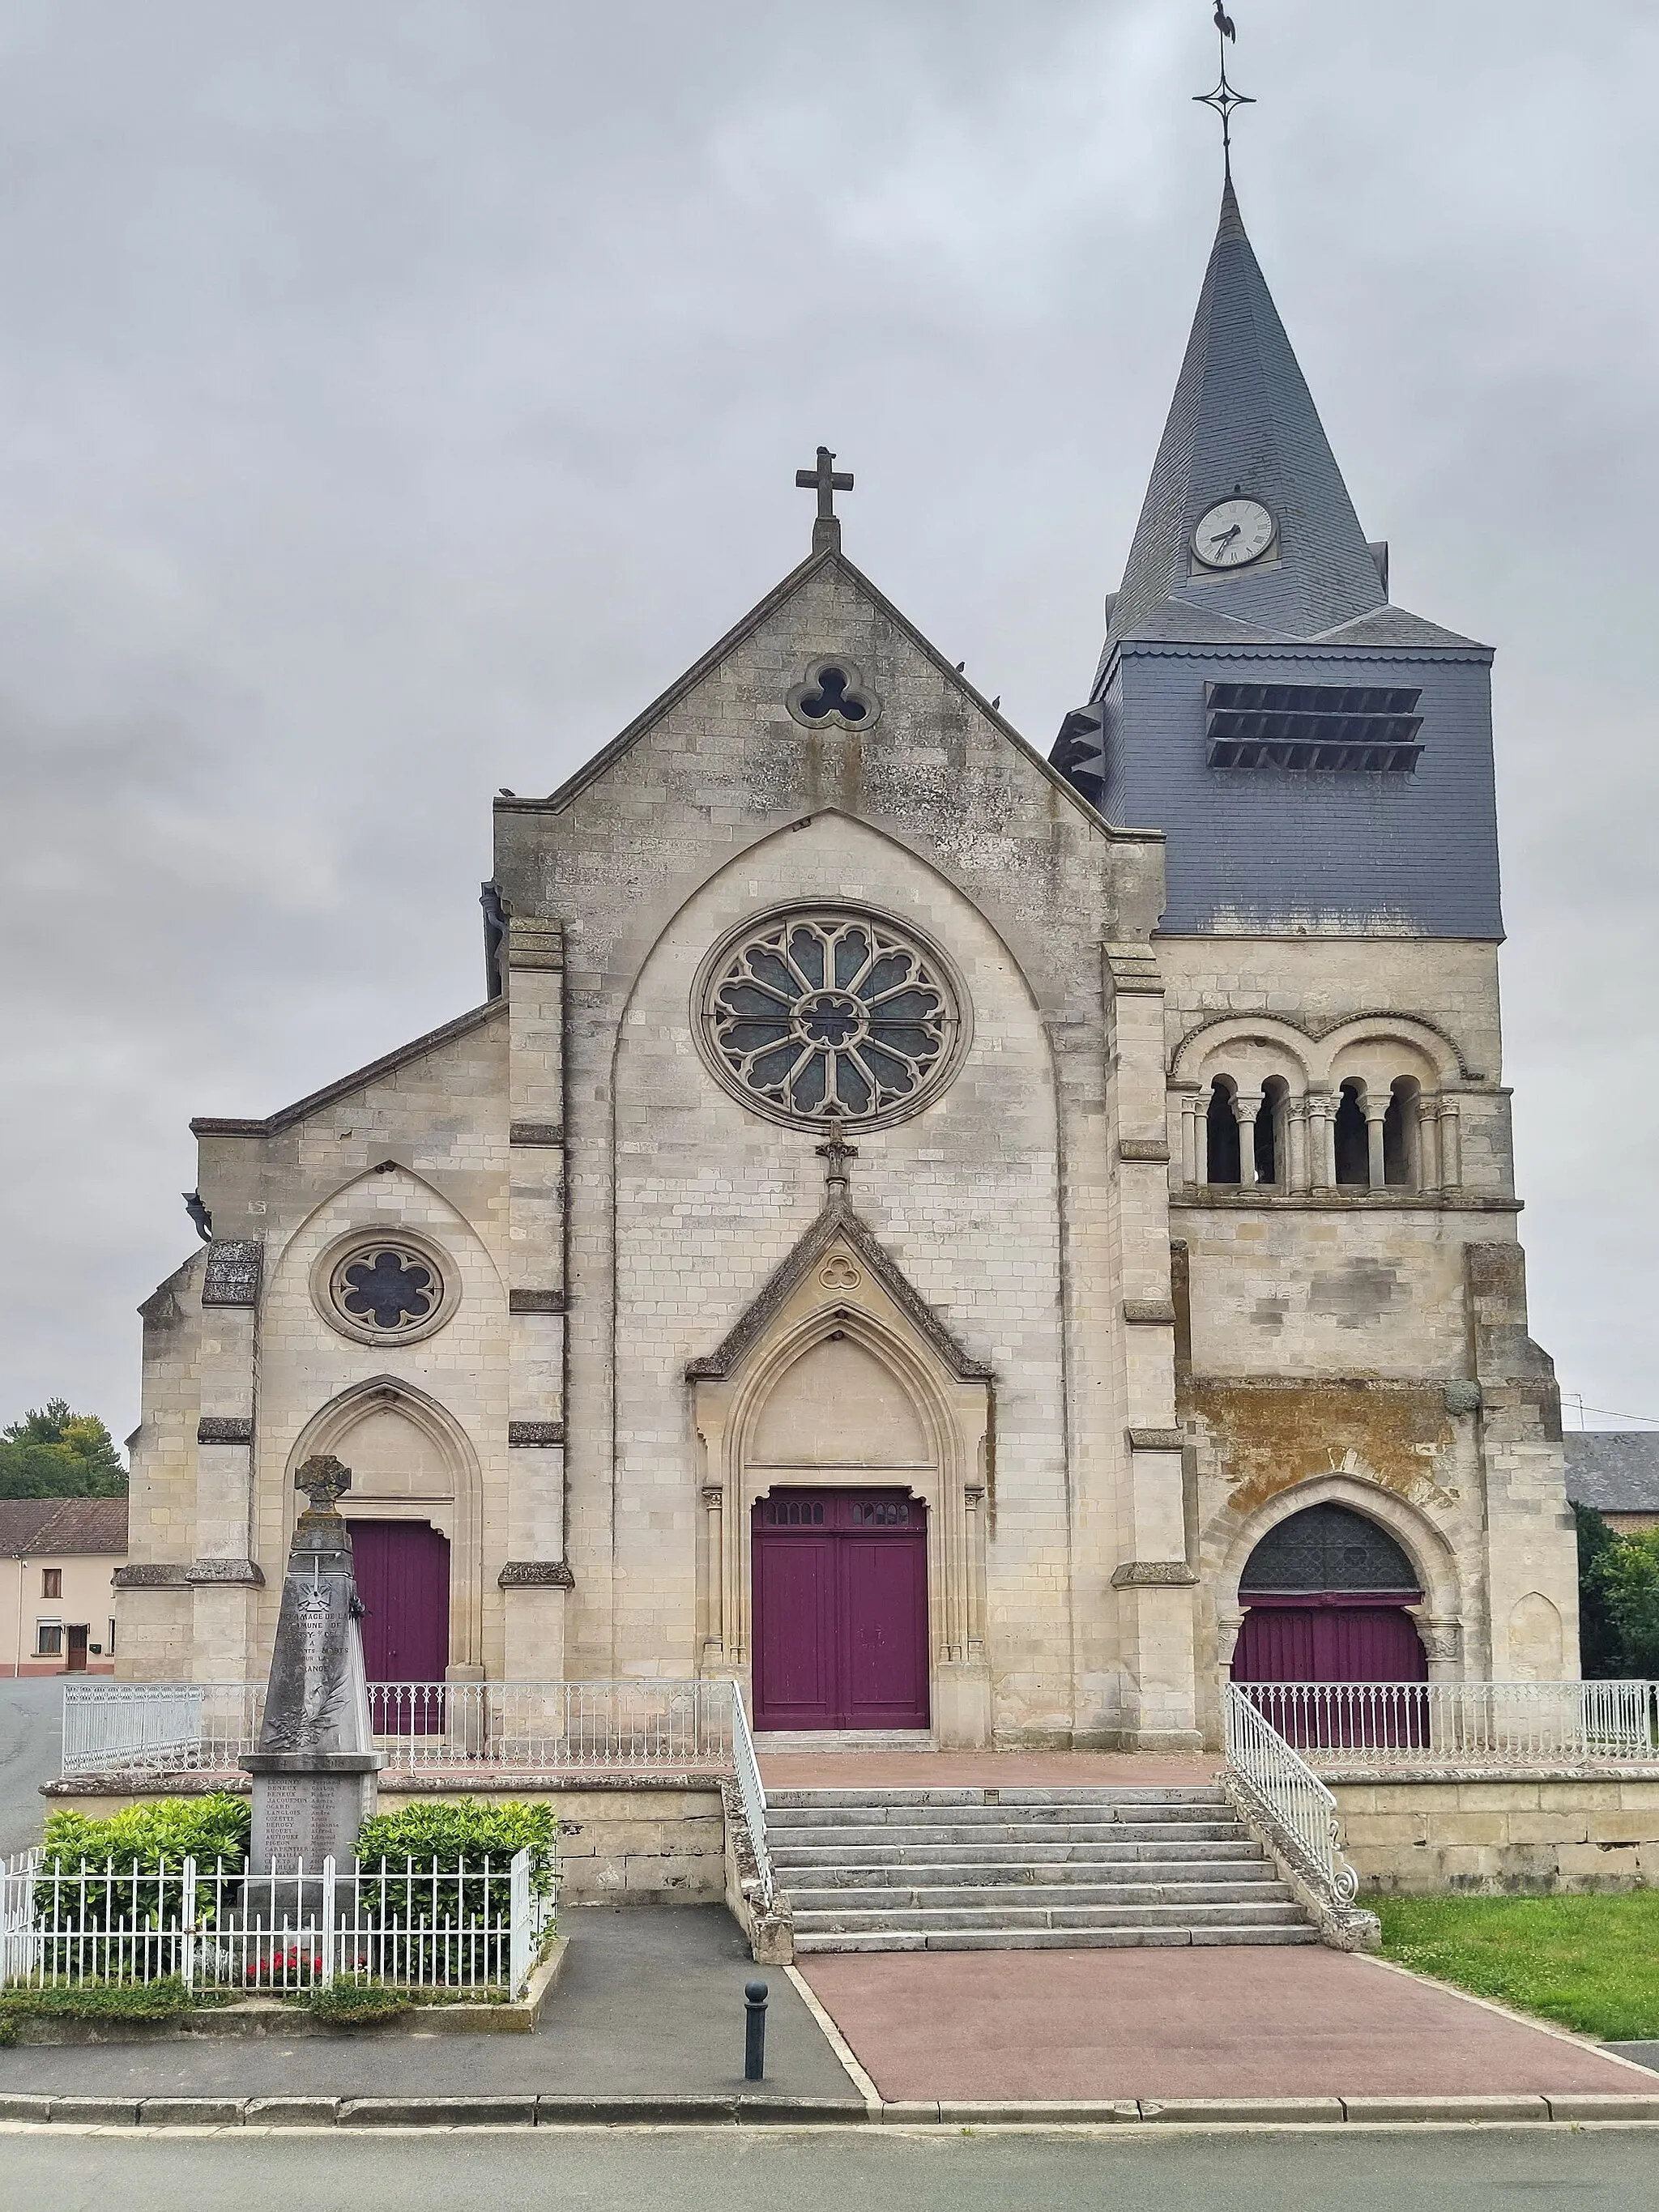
[1096,177,1394,682]
[0,1498,128,1558]
[1563,1434,1659,1515]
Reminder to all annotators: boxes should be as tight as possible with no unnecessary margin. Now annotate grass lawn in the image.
[1376,1891,1659,2041]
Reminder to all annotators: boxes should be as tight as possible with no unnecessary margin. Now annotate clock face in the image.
[1192,497,1277,571]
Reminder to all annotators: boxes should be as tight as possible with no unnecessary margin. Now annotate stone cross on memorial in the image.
[240,1454,382,1879]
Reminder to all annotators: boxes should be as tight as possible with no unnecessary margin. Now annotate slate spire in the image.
[1098,177,1388,670]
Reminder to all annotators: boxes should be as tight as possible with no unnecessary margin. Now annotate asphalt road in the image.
[4,2122,1658,2212]
[0,1673,61,1859]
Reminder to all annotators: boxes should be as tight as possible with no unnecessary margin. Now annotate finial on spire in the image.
[795,445,854,555]
[1194,2,1255,181]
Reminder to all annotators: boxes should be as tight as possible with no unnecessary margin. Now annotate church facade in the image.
[116,181,1580,1750]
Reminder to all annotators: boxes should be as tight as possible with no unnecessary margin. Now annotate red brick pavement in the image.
[798,1946,1653,2103]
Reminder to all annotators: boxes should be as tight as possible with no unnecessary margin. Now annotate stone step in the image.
[764,1787,1227,1810]
[770,1838,1268,1869]
[791,1896,1307,1932]
[792,1924,1321,1954]
[783,1866,1282,1902]
[768,1820,1246,1848]
[788,1878,1294,1910]
[766,1801,1226,1827]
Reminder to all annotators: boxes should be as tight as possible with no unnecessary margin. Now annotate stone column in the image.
[1364,1092,1388,1191]
[1177,1088,1203,1188]
[501,914,569,1682]
[1286,1097,1311,1195]
[1231,1093,1261,1185]
[1418,1096,1444,1195]
[700,1484,724,1663]
[1305,1089,1336,1191]
[1437,1097,1462,1191]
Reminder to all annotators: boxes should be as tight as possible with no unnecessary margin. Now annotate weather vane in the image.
[1194,2,1254,181]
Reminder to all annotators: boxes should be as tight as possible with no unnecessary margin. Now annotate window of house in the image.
[36,1621,63,1657]
[41,1567,62,1599]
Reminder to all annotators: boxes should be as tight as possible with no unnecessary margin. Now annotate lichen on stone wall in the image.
[1189,1377,1457,1519]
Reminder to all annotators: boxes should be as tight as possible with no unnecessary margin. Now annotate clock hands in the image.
[1208,522,1243,556]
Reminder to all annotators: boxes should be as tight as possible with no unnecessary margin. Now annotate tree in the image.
[1595,1526,1659,1680]
[0,1400,127,1498]
[1574,1502,1623,1677]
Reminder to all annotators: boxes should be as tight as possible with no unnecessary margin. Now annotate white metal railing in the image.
[728,1682,775,1910]
[2,1848,552,2001]
[1234,1679,1658,1768]
[367,1679,735,1772]
[1223,1683,1358,1905]
[62,1681,262,1776]
[62,1679,737,1778]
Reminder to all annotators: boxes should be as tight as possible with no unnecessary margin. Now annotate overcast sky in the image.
[1,0,1654,1449]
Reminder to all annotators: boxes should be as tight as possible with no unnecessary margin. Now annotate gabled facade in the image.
[117,178,1579,1746]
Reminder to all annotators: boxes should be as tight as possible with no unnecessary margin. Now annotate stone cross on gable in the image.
[795,445,854,554]
[294,1454,352,1517]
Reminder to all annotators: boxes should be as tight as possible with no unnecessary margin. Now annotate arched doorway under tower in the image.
[1231,1502,1427,1686]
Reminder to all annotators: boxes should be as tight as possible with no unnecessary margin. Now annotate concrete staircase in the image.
[766,1784,1320,1953]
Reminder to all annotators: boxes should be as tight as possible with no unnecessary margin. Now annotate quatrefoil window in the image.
[787,659,878,731]
[328,1243,441,1335]
[699,910,962,1129]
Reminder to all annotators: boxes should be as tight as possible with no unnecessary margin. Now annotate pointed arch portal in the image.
[688,1200,993,1744]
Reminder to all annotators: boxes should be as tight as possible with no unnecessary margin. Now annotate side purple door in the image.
[348,1520,451,1685]
[752,1491,929,1732]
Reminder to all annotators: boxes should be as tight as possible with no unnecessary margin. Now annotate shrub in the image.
[36,1794,251,1940]
[41,1793,250,1874]
[0,1979,231,2022]
[352,1799,556,1984]
[355,1798,556,1888]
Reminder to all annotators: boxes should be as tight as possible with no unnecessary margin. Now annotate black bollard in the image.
[744,1978,769,2082]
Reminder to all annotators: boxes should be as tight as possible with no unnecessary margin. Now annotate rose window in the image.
[328,1243,442,1335]
[703,913,958,1126]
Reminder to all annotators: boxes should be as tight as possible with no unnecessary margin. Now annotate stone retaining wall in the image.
[1330,1771,1659,1893]
[41,1774,728,1907]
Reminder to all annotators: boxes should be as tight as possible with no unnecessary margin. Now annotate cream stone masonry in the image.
[118,533,1580,1747]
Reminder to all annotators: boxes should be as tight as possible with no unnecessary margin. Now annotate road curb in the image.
[5,2090,1659,2129]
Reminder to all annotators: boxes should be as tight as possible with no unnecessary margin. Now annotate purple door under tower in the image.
[751,1490,929,1732]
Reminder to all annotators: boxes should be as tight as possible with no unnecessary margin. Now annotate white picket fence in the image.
[62,1678,737,1779]
[1,1848,551,2000]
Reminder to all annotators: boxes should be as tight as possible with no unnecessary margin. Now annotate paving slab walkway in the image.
[0,1905,857,2104]
[796,1946,1656,2104]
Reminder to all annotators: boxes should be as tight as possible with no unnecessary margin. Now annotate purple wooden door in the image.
[1233,1601,1428,1748]
[752,1490,929,1731]
[348,1520,450,1685]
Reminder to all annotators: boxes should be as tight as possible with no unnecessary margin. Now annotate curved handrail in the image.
[1224,1682,1358,1905]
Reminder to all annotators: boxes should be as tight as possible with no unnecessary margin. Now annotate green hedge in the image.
[356,1797,556,1881]
[41,1794,251,1873]
[37,1796,251,1935]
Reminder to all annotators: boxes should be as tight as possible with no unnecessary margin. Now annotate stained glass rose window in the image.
[702,912,961,1127]
[328,1243,442,1336]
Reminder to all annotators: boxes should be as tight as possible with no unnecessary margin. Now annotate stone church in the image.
[117,176,1580,1750]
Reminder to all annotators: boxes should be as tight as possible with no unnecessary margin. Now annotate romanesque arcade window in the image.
[699,910,963,1129]
[1184,1062,1458,1196]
